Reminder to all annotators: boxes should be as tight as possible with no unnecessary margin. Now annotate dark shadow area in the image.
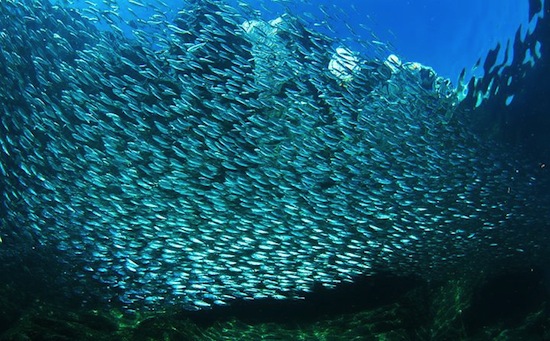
[176,273,423,326]
[465,268,547,334]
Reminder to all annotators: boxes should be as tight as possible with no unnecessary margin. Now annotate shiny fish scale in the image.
[0,0,548,312]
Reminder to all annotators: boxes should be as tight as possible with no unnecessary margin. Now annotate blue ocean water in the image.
[57,0,534,83]
[337,0,532,83]
[246,0,533,83]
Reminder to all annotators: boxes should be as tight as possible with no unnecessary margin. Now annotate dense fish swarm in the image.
[0,0,548,311]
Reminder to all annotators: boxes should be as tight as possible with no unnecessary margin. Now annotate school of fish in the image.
[0,0,548,311]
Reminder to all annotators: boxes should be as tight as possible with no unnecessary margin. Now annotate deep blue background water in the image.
[58,0,534,84]
[236,0,533,83]
[329,0,532,83]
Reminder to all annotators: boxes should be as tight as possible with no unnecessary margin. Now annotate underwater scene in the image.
[0,0,549,339]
